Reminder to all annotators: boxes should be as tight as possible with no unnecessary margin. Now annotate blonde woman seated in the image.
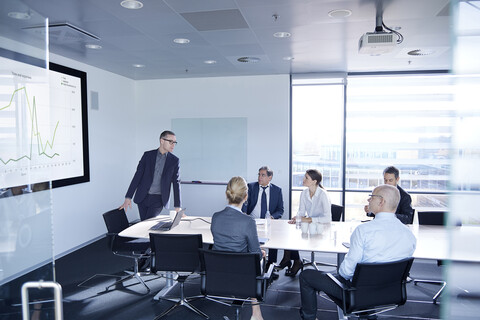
[211,176,266,320]
[279,169,332,277]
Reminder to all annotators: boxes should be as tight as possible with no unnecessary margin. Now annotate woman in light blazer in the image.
[279,169,331,277]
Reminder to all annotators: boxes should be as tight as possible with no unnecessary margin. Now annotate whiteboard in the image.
[172,118,247,182]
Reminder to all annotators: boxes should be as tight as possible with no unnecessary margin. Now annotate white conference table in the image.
[119,215,480,263]
[119,215,480,313]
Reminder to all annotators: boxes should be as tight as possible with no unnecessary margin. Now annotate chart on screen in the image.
[0,56,84,188]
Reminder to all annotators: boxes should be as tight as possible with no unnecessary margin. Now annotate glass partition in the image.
[0,1,54,319]
[447,1,480,317]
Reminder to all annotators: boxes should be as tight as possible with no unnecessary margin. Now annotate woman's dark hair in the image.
[306,169,324,189]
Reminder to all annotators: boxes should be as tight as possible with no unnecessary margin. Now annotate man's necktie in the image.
[260,186,268,218]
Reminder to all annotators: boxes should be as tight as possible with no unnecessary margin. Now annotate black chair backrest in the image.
[331,204,344,222]
[103,208,130,234]
[199,249,262,300]
[149,233,203,273]
[417,211,446,226]
[346,257,414,313]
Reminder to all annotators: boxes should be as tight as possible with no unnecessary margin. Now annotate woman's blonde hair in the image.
[226,176,248,205]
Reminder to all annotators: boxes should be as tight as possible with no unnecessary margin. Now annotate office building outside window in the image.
[292,74,454,221]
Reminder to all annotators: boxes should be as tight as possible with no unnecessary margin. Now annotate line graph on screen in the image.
[0,54,87,188]
[1,87,60,165]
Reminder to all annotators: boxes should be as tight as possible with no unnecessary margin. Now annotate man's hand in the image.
[119,198,132,211]
[261,249,266,258]
[288,216,296,224]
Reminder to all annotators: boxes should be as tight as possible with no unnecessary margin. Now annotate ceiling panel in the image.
[0,0,454,79]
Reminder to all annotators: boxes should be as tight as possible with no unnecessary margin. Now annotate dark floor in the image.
[1,237,445,320]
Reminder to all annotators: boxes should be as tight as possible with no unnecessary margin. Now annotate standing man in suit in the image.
[242,166,284,274]
[365,166,414,224]
[120,130,181,221]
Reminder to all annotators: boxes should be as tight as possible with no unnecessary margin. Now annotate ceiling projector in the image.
[358,31,397,54]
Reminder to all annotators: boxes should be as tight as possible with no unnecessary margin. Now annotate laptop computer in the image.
[150,209,185,231]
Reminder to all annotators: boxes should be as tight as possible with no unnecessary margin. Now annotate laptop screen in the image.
[169,209,185,230]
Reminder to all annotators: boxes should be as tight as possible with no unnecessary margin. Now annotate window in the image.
[291,78,344,217]
[292,74,454,220]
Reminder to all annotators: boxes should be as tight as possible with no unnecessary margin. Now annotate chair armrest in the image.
[257,262,275,301]
[326,273,347,289]
[260,262,275,281]
[325,273,350,314]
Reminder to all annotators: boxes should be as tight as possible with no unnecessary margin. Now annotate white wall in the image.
[49,54,137,256]
[134,75,291,218]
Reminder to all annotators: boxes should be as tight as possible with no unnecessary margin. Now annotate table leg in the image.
[336,253,347,319]
[153,271,176,300]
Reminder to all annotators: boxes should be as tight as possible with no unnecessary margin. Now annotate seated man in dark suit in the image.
[242,166,284,277]
[365,166,414,224]
[300,184,417,320]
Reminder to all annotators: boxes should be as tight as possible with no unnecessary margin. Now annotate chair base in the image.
[205,297,250,320]
[105,271,151,293]
[414,279,446,304]
[155,281,208,319]
[155,296,208,319]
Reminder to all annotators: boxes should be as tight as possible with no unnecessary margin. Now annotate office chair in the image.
[324,257,414,319]
[302,204,344,270]
[102,208,151,293]
[149,233,208,319]
[414,211,451,304]
[199,249,274,320]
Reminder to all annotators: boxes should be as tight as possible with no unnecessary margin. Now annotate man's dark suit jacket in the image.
[125,149,181,208]
[396,185,414,224]
[242,182,284,219]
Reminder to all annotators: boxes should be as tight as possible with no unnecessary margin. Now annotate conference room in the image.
[1,0,479,319]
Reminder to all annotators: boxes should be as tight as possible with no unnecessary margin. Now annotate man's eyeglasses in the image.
[368,194,383,199]
[162,138,178,145]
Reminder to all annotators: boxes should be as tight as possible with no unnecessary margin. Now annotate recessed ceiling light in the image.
[237,57,260,63]
[132,64,145,68]
[407,49,435,56]
[120,0,143,9]
[204,60,217,64]
[283,56,294,61]
[273,32,291,38]
[85,44,102,49]
[8,11,31,20]
[173,38,190,44]
[328,9,352,18]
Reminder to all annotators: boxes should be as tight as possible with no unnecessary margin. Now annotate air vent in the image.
[181,9,248,32]
[23,22,100,43]
[237,57,260,63]
[408,49,435,56]
[367,34,394,44]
